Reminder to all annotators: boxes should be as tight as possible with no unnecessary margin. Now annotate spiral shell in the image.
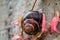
[21,11,42,35]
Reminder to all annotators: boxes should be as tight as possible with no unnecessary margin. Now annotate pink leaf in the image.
[50,16,59,32]
[50,11,59,33]
[11,19,19,26]
[42,13,47,32]
[12,34,22,40]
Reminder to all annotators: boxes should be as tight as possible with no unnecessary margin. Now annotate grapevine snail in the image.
[21,11,43,35]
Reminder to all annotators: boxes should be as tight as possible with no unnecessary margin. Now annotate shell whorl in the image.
[23,19,39,35]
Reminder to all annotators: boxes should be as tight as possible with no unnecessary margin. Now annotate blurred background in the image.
[0,0,60,40]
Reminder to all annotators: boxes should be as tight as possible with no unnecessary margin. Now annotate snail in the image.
[21,11,43,35]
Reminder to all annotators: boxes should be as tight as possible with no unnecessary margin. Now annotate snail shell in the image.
[21,11,43,35]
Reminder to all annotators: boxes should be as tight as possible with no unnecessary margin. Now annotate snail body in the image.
[21,11,43,35]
